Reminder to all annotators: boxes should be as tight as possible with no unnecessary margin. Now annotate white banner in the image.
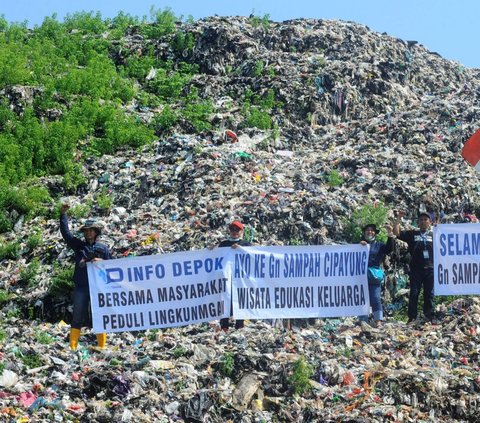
[232,245,369,319]
[87,244,370,333]
[435,224,480,295]
[87,249,231,333]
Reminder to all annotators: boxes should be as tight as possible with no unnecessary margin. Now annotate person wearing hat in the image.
[60,204,112,350]
[359,223,395,327]
[218,220,251,331]
[393,210,435,323]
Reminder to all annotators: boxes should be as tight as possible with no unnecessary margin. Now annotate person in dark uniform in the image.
[393,210,435,323]
[218,220,251,331]
[60,204,112,350]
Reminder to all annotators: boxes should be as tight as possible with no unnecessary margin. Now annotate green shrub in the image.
[21,352,44,369]
[68,202,92,219]
[154,105,178,133]
[0,16,7,31]
[289,356,313,395]
[122,53,159,81]
[56,53,134,102]
[0,329,6,343]
[20,257,40,285]
[63,163,87,193]
[253,60,264,77]
[343,202,389,243]
[34,14,64,41]
[336,347,352,358]
[246,88,278,110]
[0,289,10,304]
[172,31,195,53]
[326,170,344,188]
[109,358,122,366]
[63,11,107,35]
[35,330,54,345]
[140,92,162,109]
[109,12,141,39]
[391,300,408,322]
[50,202,63,220]
[77,103,155,155]
[173,346,187,358]
[147,329,159,342]
[141,7,177,39]
[26,229,43,252]
[41,120,80,175]
[0,184,51,219]
[266,66,276,77]
[5,307,21,318]
[48,264,74,296]
[289,238,302,246]
[249,13,271,30]
[96,186,113,212]
[0,211,12,233]
[0,240,20,260]
[146,68,192,101]
[103,115,155,150]
[242,88,281,130]
[245,107,272,130]
[183,88,213,132]
[219,352,235,377]
[0,24,30,85]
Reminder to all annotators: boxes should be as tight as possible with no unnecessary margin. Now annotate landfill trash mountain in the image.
[1,15,480,422]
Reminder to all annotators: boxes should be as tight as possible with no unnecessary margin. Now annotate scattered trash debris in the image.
[1,14,480,422]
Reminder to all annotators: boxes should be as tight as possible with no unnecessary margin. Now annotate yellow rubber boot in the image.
[69,328,81,350]
[96,333,107,349]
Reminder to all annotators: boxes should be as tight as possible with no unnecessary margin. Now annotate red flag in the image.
[462,128,480,171]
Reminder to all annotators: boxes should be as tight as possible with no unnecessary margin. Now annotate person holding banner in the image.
[60,204,113,350]
[359,223,395,327]
[218,220,251,331]
[393,210,435,324]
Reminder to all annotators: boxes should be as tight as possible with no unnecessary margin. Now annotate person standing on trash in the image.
[60,204,112,350]
[393,210,435,323]
[218,220,251,331]
[359,223,395,327]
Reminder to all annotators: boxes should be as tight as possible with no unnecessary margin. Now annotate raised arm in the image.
[59,204,82,250]
[393,210,404,237]
[384,224,395,255]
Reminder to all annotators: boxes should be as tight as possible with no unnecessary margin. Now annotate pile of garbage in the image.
[0,298,479,422]
[1,15,480,421]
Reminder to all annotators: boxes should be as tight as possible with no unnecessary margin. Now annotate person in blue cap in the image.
[60,204,112,350]
[393,210,435,323]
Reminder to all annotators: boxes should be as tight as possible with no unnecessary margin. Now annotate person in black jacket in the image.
[218,220,251,331]
[393,210,435,323]
[359,223,395,327]
[60,204,112,350]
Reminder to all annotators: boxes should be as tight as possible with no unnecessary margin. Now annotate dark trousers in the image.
[408,267,434,320]
[72,284,91,329]
[220,317,244,330]
[220,296,244,329]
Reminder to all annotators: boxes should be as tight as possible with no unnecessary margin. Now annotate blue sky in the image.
[2,0,479,68]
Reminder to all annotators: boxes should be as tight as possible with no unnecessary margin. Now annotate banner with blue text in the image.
[232,245,369,319]
[87,244,370,333]
[435,224,480,295]
[87,248,231,333]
